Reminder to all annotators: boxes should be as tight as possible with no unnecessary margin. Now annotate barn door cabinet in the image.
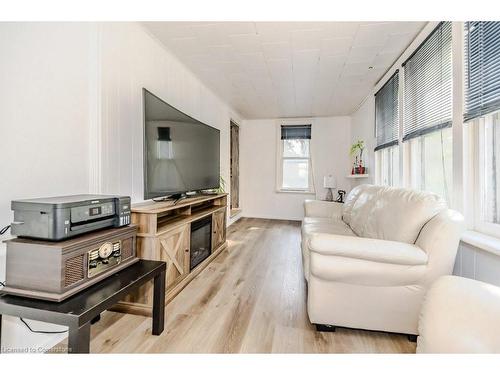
[114,194,228,316]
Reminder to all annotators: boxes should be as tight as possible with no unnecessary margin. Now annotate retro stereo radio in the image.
[2,195,138,301]
[3,225,139,301]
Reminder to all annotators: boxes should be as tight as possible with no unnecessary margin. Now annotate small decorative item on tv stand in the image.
[350,140,367,175]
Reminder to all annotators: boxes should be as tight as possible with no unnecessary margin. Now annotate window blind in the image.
[281,125,311,140]
[464,21,500,122]
[375,70,399,151]
[403,22,452,142]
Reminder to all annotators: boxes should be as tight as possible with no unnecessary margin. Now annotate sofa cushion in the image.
[348,185,447,244]
[309,233,428,266]
[309,252,427,286]
[302,217,355,237]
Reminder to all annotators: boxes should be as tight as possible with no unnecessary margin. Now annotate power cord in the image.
[0,280,67,334]
[0,225,68,335]
[19,317,68,334]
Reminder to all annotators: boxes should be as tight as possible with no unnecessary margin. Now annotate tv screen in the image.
[143,89,220,200]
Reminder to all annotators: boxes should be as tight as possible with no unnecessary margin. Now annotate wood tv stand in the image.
[113,193,227,316]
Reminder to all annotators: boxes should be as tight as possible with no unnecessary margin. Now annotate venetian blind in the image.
[464,21,500,122]
[375,70,399,151]
[403,22,452,142]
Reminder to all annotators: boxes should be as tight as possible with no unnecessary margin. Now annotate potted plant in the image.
[216,175,226,194]
[349,140,366,174]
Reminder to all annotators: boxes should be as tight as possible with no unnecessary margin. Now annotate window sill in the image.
[461,230,500,257]
[276,189,315,195]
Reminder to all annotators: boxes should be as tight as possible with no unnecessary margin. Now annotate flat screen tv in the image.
[143,89,220,200]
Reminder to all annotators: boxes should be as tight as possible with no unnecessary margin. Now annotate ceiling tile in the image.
[229,34,262,54]
[206,44,236,62]
[142,21,427,118]
[236,52,267,70]
[380,33,415,54]
[191,24,230,46]
[291,28,323,51]
[254,23,292,43]
[371,52,399,69]
[320,37,353,56]
[346,46,380,65]
[324,22,361,38]
[261,42,292,60]
[218,22,257,36]
[353,23,393,48]
[168,37,204,55]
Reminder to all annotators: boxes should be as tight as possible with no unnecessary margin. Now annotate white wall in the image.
[350,96,375,188]
[97,24,241,221]
[454,242,500,287]
[0,22,241,352]
[240,116,351,221]
[0,22,93,352]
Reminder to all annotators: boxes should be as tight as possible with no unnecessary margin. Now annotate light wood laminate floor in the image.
[54,218,416,353]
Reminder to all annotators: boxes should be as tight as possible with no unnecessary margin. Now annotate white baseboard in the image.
[240,213,302,221]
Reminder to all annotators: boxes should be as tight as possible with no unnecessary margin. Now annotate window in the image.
[476,112,500,227]
[374,71,399,186]
[278,124,313,192]
[464,22,500,236]
[407,127,453,203]
[403,21,453,203]
[375,145,399,186]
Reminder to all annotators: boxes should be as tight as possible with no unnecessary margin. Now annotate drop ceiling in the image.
[142,22,426,119]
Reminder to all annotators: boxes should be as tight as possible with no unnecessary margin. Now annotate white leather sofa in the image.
[417,276,500,353]
[302,184,464,336]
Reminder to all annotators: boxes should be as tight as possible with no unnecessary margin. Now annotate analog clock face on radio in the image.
[98,242,113,259]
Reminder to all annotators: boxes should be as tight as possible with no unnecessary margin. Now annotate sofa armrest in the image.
[309,233,428,266]
[304,200,343,219]
[415,209,465,281]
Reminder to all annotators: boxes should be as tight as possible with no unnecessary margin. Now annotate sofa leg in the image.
[407,334,418,343]
[316,324,336,332]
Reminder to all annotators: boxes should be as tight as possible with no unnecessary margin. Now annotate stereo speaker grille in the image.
[64,254,85,287]
[121,238,133,259]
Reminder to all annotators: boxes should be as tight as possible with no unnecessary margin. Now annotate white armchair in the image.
[417,276,500,353]
[302,184,465,336]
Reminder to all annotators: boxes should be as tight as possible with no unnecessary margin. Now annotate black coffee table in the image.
[0,259,166,353]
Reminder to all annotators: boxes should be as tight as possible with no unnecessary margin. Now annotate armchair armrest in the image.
[417,276,500,353]
[309,233,428,266]
[304,200,343,219]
